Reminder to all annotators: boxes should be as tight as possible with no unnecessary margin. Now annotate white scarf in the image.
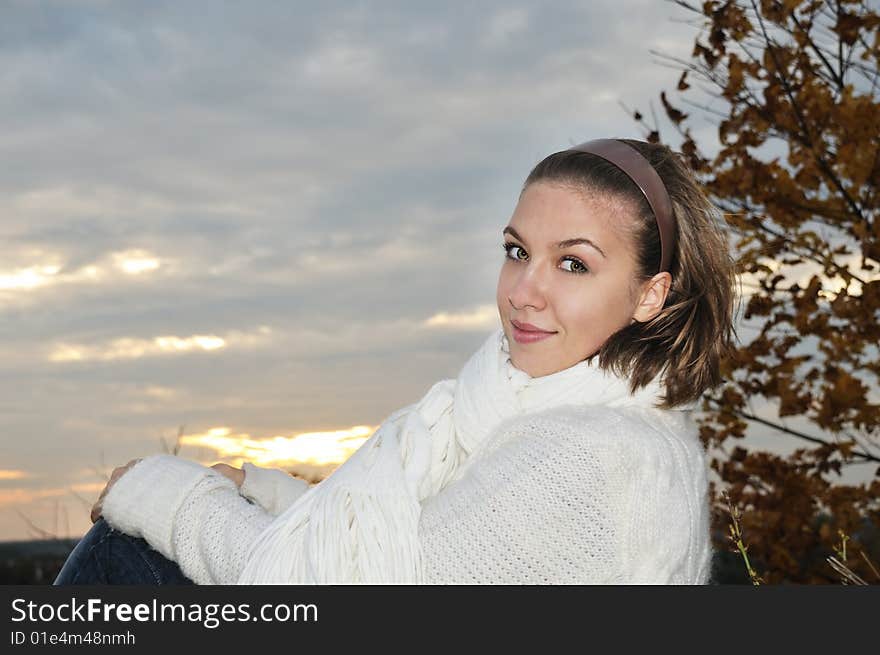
[236,327,685,584]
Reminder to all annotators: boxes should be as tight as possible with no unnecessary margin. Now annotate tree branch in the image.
[749,0,869,228]
[705,397,880,464]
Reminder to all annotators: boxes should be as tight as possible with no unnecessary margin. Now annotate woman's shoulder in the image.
[478,403,706,477]
[498,402,691,444]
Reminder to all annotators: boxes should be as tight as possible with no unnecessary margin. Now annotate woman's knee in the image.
[55,518,195,585]
[53,518,117,585]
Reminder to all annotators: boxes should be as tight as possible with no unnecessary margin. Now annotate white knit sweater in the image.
[101,403,713,585]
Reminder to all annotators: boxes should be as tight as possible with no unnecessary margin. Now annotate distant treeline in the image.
[0,538,78,585]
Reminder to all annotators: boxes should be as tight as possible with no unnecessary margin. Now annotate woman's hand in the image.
[211,462,245,488]
[90,458,142,524]
[89,459,245,524]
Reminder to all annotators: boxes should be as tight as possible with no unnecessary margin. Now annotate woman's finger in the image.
[211,462,245,487]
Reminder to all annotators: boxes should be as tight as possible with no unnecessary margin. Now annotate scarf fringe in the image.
[236,328,675,584]
[236,482,424,584]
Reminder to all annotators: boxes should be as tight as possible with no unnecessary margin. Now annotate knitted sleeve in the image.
[623,408,714,584]
[101,454,277,585]
[418,405,711,584]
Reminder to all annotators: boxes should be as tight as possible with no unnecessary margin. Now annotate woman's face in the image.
[496,181,662,378]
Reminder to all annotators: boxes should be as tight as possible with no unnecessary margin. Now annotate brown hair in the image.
[521,138,738,409]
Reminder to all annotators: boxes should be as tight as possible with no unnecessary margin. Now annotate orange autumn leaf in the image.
[632,0,880,584]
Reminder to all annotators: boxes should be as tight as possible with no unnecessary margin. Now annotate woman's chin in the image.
[509,354,544,378]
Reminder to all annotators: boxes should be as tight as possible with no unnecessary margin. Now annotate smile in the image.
[511,323,557,344]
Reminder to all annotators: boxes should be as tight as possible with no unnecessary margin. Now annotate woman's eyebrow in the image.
[502,226,606,259]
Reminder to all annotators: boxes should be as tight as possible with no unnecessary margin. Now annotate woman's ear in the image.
[632,272,671,323]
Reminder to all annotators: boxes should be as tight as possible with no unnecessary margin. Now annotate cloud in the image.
[4,0,808,540]
[481,8,530,49]
[0,246,166,311]
[0,263,63,291]
[111,249,161,275]
[423,304,498,330]
[0,470,30,481]
[0,482,103,509]
[302,43,381,88]
[48,326,273,362]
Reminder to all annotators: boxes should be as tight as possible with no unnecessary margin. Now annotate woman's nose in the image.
[507,265,547,311]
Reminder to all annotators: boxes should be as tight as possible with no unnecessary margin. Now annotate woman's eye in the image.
[502,242,527,261]
[561,257,588,274]
[503,243,588,274]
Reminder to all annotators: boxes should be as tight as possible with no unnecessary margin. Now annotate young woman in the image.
[54,137,737,585]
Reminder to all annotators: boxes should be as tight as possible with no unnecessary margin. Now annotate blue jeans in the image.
[53,518,196,585]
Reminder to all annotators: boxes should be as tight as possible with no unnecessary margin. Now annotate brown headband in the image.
[567,138,675,274]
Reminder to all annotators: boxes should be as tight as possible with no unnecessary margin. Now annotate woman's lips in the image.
[511,321,556,344]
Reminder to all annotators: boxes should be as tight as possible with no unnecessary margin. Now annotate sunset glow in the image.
[0,469,29,481]
[112,250,161,275]
[180,425,376,467]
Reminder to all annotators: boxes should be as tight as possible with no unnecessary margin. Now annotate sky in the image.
[1,0,875,542]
